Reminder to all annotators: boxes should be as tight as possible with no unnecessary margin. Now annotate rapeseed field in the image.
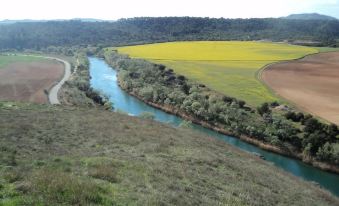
[118,41,317,105]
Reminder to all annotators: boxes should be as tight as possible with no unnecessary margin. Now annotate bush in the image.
[270,101,280,107]
[238,100,246,108]
[285,111,304,122]
[257,103,270,116]
[103,102,114,110]
[139,112,155,120]
[301,114,313,125]
[316,142,333,161]
[88,163,118,183]
[179,120,193,128]
[116,109,128,115]
[303,118,323,133]
[27,169,106,205]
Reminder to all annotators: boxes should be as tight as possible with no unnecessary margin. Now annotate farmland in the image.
[262,52,339,125]
[117,41,317,106]
[0,55,64,103]
[0,55,43,68]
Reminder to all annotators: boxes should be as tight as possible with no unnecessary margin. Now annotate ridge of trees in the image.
[0,17,339,50]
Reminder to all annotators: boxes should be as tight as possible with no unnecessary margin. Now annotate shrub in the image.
[139,86,154,101]
[116,109,128,115]
[179,120,193,128]
[139,112,155,120]
[301,114,313,125]
[238,100,246,108]
[177,75,186,81]
[28,169,105,205]
[270,101,280,107]
[88,163,118,183]
[257,103,270,116]
[316,142,333,161]
[285,111,304,122]
[303,118,323,133]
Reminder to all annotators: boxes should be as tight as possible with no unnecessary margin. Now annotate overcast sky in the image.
[0,0,338,20]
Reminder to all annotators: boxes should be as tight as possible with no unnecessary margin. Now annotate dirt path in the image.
[262,52,339,125]
[46,57,71,104]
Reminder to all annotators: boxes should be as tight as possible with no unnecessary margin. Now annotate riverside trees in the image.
[104,50,339,165]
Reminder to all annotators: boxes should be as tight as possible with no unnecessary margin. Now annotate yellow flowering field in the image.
[117,41,317,105]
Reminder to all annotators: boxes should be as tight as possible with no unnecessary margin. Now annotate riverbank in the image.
[94,54,339,195]
[117,77,339,174]
[59,53,109,107]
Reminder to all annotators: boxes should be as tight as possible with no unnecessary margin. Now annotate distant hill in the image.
[283,13,337,20]
[0,18,109,24]
[0,19,46,24]
[0,17,339,49]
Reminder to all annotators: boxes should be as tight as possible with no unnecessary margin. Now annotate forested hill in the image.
[0,17,338,50]
[283,13,337,21]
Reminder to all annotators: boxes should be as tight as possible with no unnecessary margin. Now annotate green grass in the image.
[315,47,339,53]
[0,101,337,205]
[117,41,318,106]
[0,55,45,68]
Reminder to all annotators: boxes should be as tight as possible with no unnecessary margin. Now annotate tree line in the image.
[0,17,339,50]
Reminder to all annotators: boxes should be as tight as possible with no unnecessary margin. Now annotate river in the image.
[89,57,339,196]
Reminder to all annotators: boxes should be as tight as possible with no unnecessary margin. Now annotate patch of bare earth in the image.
[262,52,339,125]
[0,61,64,103]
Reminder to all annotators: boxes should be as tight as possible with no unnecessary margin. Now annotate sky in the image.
[0,0,338,20]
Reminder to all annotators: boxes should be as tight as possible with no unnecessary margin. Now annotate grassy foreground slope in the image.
[117,41,317,106]
[0,102,337,205]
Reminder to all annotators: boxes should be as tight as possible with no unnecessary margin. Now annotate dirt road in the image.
[46,57,71,104]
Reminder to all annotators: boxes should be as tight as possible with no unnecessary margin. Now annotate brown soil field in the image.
[262,52,339,125]
[0,61,64,103]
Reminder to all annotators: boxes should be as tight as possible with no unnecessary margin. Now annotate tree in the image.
[285,111,304,122]
[303,131,327,155]
[257,103,270,116]
[139,86,154,101]
[191,102,202,114]
[238,100,246,108]
[316,142,333,161]
[303,118,322,133]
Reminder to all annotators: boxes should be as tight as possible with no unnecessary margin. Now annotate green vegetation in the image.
[0,54,45,68]
[139,111,156,120]
[0,17,339,51]
[104,50,339,168]
[315,47,339,52]
[59,52,108,106]
[0,102,337,205]
[117,41,317,105]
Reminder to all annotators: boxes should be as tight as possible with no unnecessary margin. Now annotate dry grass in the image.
[0,102,338,205]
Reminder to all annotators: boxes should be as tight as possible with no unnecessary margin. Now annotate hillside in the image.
[1,17,339,50]
[284,13,337,20]
[0,102,337,205]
